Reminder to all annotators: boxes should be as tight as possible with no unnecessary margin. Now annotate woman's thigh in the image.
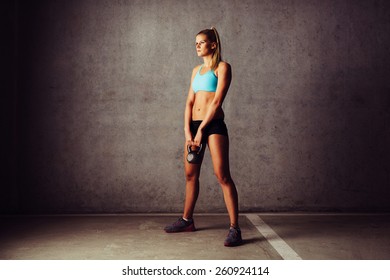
[207,134,231,178]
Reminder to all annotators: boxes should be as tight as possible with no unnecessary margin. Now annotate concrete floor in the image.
[0,214,389,260]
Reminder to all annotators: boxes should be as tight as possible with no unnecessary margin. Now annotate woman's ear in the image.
[211,42,217,50]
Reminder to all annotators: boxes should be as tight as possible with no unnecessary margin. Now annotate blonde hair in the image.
[197,27,222,70]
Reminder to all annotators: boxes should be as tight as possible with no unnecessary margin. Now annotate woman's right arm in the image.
[184,67,198,145]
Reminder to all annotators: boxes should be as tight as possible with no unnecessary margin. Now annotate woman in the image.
[164,27,242,247]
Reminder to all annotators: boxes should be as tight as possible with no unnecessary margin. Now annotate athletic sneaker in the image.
[164,217,196,233]
[224,227,243,247]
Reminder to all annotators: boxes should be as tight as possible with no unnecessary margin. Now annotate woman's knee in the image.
[185,170,200,182]
[214,171,232,186]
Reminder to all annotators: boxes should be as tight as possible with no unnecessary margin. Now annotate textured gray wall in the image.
[4,0,390,213]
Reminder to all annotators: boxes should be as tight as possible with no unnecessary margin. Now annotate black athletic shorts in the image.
[190,119,228,143]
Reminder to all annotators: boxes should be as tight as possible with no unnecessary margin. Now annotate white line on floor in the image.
[245,214,302,260]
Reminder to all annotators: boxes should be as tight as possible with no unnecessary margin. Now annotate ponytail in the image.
[210,27,222,70]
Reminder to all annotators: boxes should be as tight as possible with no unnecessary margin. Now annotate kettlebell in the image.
[187,144,203,164]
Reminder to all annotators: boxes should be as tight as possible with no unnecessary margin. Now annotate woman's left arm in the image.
[194,62,232,144]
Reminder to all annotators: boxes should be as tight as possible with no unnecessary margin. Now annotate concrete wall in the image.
[3,0,390,214]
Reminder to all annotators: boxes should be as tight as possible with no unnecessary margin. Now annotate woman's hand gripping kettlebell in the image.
[187,130,203,164]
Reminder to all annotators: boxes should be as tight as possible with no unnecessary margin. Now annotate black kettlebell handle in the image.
[187,143,203,154]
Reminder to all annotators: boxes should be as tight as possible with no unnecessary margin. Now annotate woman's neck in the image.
[202,56,213,68]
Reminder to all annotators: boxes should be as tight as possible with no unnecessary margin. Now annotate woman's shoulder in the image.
[192,64,202,72]
[218,61,231,70]
[190,64,202,79]
[216,61,231,76]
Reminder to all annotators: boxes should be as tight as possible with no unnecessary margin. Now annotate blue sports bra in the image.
[192,65,218,93]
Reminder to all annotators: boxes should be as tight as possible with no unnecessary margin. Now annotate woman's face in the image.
[195,34,215,57]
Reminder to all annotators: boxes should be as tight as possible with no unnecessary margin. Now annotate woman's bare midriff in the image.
[192,90,224,120]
